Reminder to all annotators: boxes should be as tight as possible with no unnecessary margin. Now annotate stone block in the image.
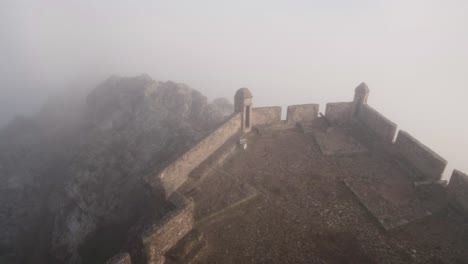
[286,104,319,125]
[325,102,353,125]
[357,104,397,143]
[252,107,282,126]
[313,128,367,156]
[165,229,207,264]
[395,130,447,181]
[447,170,468,217]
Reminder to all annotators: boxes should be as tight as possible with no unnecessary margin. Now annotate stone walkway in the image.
[177,119,468,263]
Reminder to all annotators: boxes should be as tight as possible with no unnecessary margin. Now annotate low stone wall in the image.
[286,104,319,125]
[447,170,468,217]
[144,113,241,198]
[325,102,352,124]
[394,130,447,181]
[105,253,132,264]
[142,192,194,264]
[252,106,281,126]
[357,104,398,143]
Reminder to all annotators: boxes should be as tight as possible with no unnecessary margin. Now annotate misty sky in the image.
[1,0,467,178]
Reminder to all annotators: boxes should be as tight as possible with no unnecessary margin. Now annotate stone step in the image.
[165,229,207,264]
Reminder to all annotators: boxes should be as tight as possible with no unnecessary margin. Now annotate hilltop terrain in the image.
[0,75,232,264]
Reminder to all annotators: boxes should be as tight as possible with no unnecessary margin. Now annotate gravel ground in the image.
[182,121,468,264]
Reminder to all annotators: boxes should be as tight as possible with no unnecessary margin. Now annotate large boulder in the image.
[0,75,232,263]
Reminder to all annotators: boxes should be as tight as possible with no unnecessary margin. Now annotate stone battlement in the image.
[107,83,467,264]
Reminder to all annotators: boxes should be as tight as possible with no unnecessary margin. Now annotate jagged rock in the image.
[0,75,232,263]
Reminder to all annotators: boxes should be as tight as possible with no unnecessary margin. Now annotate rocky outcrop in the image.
[0,75,232,264]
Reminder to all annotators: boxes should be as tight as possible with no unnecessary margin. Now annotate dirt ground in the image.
[180,120,468,264]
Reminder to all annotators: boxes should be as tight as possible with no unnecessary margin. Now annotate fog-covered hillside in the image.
[0,75,233,264]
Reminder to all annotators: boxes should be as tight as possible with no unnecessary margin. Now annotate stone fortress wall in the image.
[349,84,448,182]
[324,102,353,125]
[143,112,242,199]
[357,104,398,144]
[395,131,448,181]
[286,104,320,125]
[107,83,468,264]
[141,192,194,264]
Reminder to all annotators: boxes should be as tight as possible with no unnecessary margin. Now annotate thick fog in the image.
[1,0,467,178]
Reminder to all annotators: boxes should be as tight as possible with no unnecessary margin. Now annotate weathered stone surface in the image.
[105,252,132,264]
[254,121,292,137]
[357,104,398,143]
[314,128,367,156]
[252,106,282,126]
[142,192,194,264]
[179,137,239,196]
[165,229,206,264]
[297,121,315,134]
[144,113,241,198]
[195,183,259,225]
[286,104,319,125]
[447,170,468,217]
[191,124,468,263]
[325,102,352,125]
[296,117,329,134]
[344,172,445,230]
[395,130,447,181]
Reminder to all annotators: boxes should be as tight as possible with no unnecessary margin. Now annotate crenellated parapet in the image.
[346,84,448,181]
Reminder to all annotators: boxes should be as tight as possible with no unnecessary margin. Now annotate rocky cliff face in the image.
[0,75,233,264]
